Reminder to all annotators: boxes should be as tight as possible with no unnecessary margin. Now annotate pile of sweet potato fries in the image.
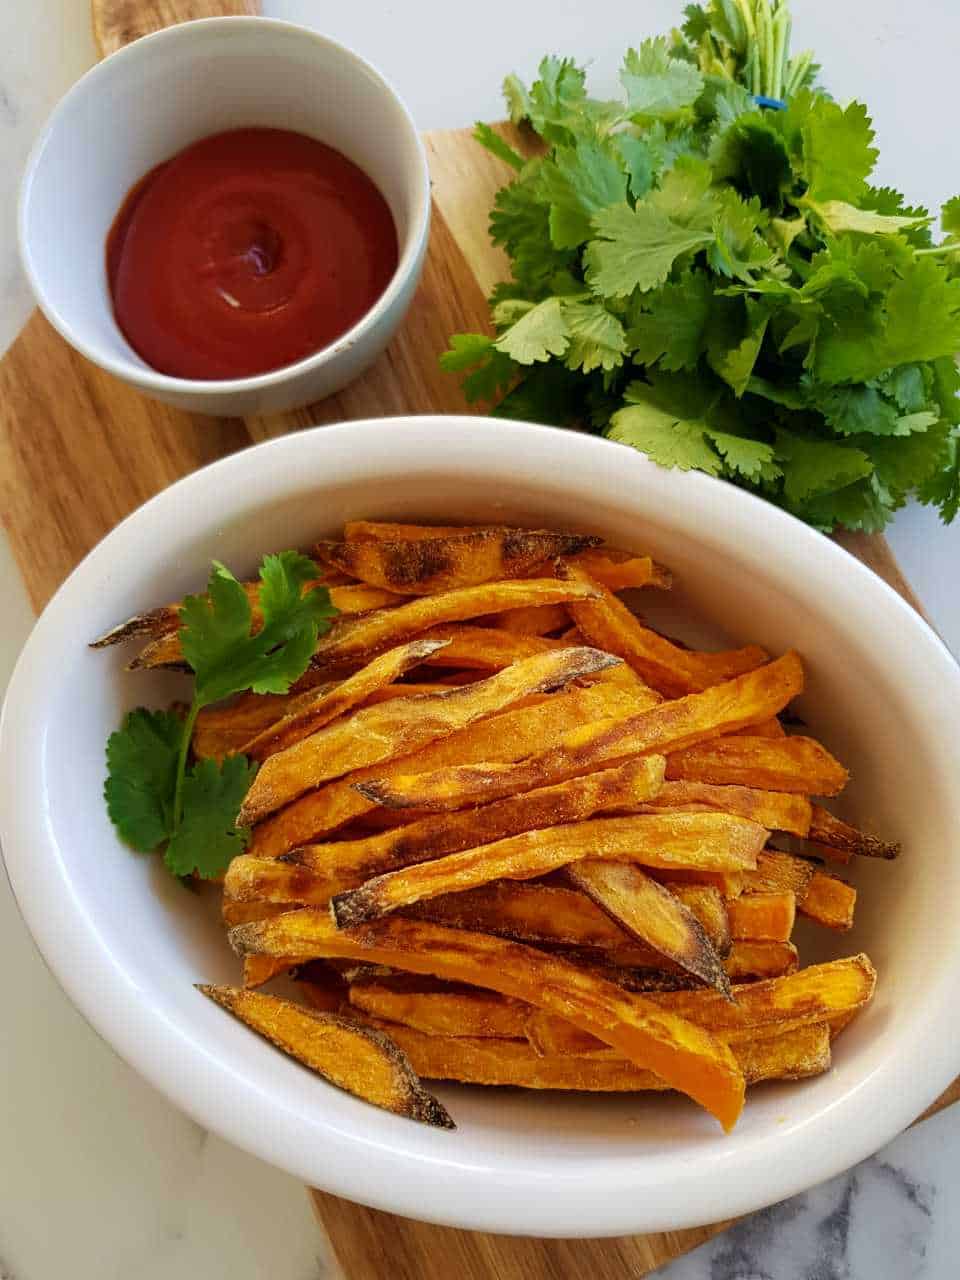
[106,521,897,1132]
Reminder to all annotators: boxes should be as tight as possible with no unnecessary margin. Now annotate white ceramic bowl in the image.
[18,19,430,416]
[2,418,960,1237]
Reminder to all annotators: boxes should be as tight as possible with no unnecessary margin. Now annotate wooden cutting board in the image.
[0,2,954,1275]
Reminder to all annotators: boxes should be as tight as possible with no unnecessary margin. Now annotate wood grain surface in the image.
[0,2,948,1276]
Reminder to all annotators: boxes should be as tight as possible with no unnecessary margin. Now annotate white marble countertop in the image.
[1,3,958,1277]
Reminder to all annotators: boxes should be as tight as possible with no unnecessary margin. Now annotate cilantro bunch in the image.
[442,1,960,532]
[104,553,337,880]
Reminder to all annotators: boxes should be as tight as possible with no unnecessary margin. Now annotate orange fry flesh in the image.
[728,891,797,942]
[229,912,746,1129]
[348,976,530,1039]
[726,940,799,980]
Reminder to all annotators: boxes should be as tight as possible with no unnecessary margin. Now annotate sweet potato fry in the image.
[525,1008,828,1056]
[407,882,657,965]
[242,955,304,988]
[742,849,818,898]
[221,898,295,926]
[557,561,768,697]
[645,954,876,1033]
[666,736,848,796]
[744,850,855,929]
[801,872,857,931]
[92,581,401,650]
[304,579,605,673]
[357,652,804,812]
[663,883,731,955]
[733,718,785,738]
[281,758,667,891]
[343,521,475,541]
[330,811,766,928]
[296,962,348,1012]
[808,805,900,860]
[644,780,812,836]
[657,868,745,898]
[318,529,601,595]
[246,678,645,857]
[193,684,340,761]
[238,639,447,762]
[726,940,799,980]
[566,861,730,994]
[488,603,571,636]
[728,891,797,942]
[197,985,454,1128]
[564,549,672,592]
[228,912,746,1128]
[373,1020,830,1090]
[349,975,530,1039]
[413,624,565,668]
[239,646,620,825]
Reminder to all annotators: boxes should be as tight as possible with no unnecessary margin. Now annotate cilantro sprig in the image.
[442,0,960,533]
[104,553,337,880]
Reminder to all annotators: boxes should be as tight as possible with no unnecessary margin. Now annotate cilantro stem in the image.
[173,698,201,830]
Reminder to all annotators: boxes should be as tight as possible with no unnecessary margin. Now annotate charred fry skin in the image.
[318,528,601,594]
[229,912,747,1129]
[197,985,454,1128]
[566,860,731,995]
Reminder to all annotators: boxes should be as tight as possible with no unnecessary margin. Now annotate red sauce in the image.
[106,128,398,380]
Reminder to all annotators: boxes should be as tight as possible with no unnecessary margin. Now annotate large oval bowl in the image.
[2,417,959,1237]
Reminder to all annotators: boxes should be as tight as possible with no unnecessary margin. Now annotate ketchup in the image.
[106,128,398,380]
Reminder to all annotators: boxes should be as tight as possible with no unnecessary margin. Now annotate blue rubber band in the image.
[753,94,787,110]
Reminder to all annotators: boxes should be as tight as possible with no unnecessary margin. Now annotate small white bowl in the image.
[18,18,430,416]
[3,417,960,1237]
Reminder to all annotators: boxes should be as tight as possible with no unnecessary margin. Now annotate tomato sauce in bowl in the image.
[106,128,398,381]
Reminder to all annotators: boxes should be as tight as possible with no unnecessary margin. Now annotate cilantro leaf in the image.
[539,141,628,249]
[806,200,930,238]
[621,39,704,119]
[526,57,588,143]
[494,297,570,364]
[493,361,586,425]
[608,376,723,474]
[562,299,627,373]
[613,135,655,200]
[707,430,782,483]
[774,429,873,504]
[707,296,770,396]
[801,97,878,205]
[180,554,336,705]
[473,123,524,172]
[440,334,516,403]
[586,202,714,296]
[105,709,183,852]
[628,270,713,371]
[164,755,256,880]
[942,196,960,238]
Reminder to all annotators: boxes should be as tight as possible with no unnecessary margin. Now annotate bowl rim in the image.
[3,415,960,1237]
[16,16,431,396]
